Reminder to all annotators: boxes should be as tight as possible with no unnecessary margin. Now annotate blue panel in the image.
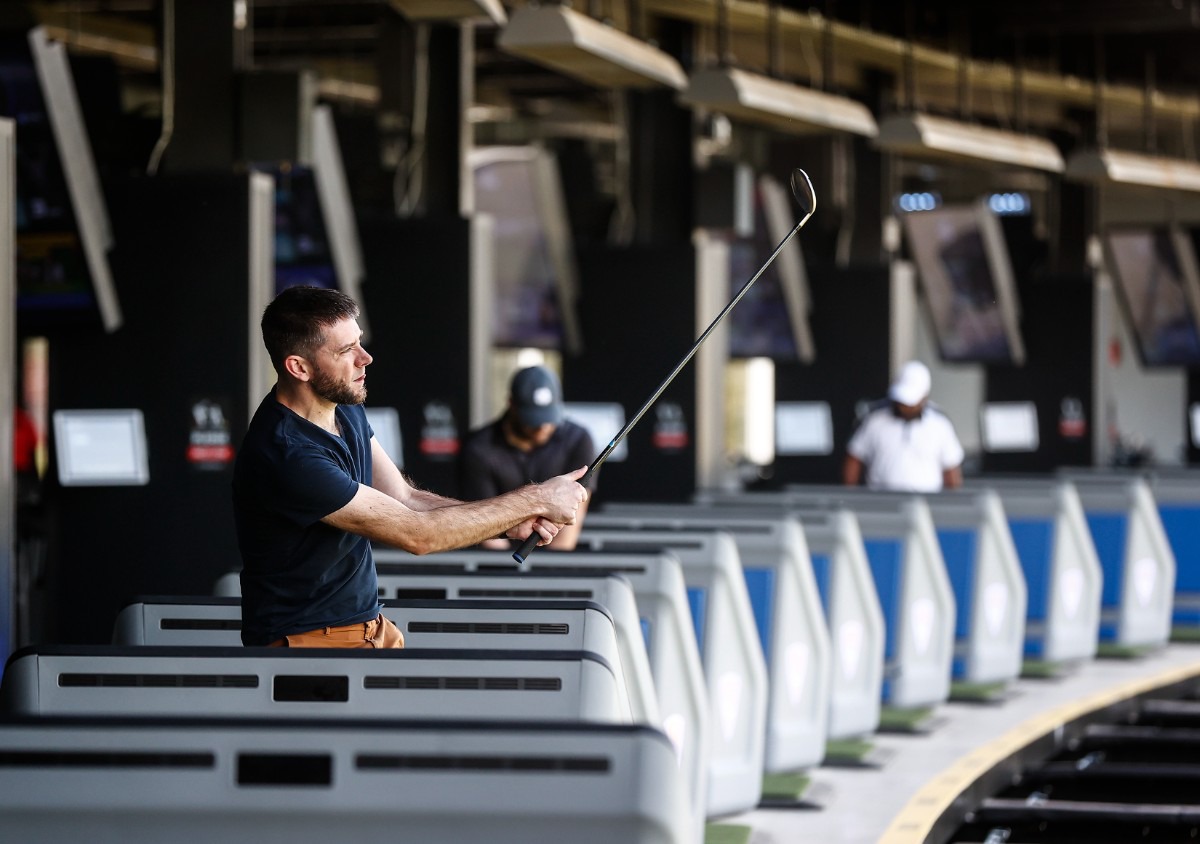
[1008,519,1054,621]
[742,567,775,662]
[687,587,707,654]
[1085,512,1127,607]
[640,617,652,652]
[810,553,832,610]
[863,539,904,661]
[938,528,978,641]
[1160,504,1200,590]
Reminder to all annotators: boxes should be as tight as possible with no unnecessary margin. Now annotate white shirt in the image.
[847,404,964,492]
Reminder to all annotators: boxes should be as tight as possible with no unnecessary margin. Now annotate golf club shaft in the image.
[512,200,817,564]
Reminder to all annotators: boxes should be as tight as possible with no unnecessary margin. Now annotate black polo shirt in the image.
[458,418,597,500]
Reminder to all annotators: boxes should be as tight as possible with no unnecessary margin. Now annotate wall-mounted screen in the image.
[469,146,582,354]
[980,401,1039,452]
[0,27,121,332]
[563,402,625,462]
[903,201,1026,365]
[775,401,833,455]
[259,163,337,295]
[311,104,368,335]
[725,172,815,362]
[1104,225,1200,367]
[53,409,149,486]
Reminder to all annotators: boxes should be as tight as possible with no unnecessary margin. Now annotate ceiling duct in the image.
[497,4,686,90]
[682,66,877,136]
[388,0,507,26]
[1065,148,1200,193]
[875,112,1065,172]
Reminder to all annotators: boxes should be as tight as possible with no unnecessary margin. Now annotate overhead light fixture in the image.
[1065,147,1200,193]
[876,112,1065,173]
[498,4,687,90]
[681,67,878,137]
[388,0,506,26]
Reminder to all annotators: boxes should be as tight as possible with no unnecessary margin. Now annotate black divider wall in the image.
[360,215,471,499]
[562,243,697,502]
[767,263,892,486]
[983,275,1094,473]
[44,174,255,643]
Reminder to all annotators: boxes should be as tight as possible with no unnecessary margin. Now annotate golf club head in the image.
[790,168,816,217]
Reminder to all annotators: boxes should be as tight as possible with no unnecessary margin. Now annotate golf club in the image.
[513,167,818,564]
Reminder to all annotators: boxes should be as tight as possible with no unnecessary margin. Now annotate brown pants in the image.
[268,614,405,649]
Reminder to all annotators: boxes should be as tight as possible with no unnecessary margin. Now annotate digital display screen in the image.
[268,164,337,295]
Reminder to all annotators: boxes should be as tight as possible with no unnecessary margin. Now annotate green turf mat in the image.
[1021,659,1064,679]
[705,822,753,844]
[878,706,934,732]
[824,737,875,762]
[760,771,811,800]
[1096,642,1153,659]
[950,679,1009,702]
[1171,626,1200,643]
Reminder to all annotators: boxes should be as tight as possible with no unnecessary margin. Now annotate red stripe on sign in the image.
[187,444,234,463]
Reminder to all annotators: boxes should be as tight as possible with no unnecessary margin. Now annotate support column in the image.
[168,0,241,171]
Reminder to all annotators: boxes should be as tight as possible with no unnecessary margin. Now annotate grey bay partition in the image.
[605,501,955,711]
[1058,472,1175,648]
[571,530,768,816]
[0,646,629,724]
[600,502,883,740]
[214,570,661,728]
[580,520,830,775]
[1145,472,1200,633]
[367,548,711,837]
[718,487,1028,688]
[112,598,633,722]
[0,716,691,844]
[967,479,1103,666]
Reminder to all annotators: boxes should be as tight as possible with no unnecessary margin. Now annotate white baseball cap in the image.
[888,361,932,406]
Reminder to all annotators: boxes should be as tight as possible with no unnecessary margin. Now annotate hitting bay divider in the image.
[1058,472,1176,652]
[112,597,635,722]
[366,547,712,836]
[579,518,830,779]
[0,715,691,844]
[1145,472,1200,639]
[0,646,629,724]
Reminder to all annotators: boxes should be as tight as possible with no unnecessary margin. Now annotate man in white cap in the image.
[460,365,597,550]
[842,360,964,492]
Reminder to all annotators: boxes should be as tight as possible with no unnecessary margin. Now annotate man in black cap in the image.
[459,365,596,550]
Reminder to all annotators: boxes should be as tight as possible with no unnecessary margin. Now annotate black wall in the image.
[563,243,698,503]
[766,262,893,486]
[43,173,256,643]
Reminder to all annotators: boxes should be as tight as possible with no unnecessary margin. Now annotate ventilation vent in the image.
[363,676,562,691]
[459,588,593,599]
[357,753,609,773]
[0,750,214,769]
[407,621,569,635]
[59,673,258,689]
[160,618,242,631]
[392,588,448,599]
[238,753,332,786]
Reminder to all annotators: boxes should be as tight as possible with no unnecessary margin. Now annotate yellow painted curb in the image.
[878,662,1200,844]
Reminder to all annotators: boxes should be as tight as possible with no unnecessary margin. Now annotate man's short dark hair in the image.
[261,286,360,375]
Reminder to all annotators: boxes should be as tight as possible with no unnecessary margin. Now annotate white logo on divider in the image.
[837,621,864,681]
[716,672,743,743]
[1133,557,1157,607]
[983,582,1009,637]
[1059,567,1084,620]
[661,713,687,767]
[909,597,935,656]
[784,642,810,706]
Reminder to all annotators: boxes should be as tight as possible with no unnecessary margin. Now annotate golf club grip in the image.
[512,532,539,564]
[512,462,600,564]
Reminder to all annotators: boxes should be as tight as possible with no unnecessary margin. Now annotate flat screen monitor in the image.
[774,401,834,455]
[263,163,337,295]
[903,201,1026,365]
[470,146,582,354]
[979,401,1039,452]
[0,27,121,332]
[53,409,149,486]
[726,173,815,362]
[311,104,368,335]
[1103,225,1200,367]
[1191,402,1200,447]
[365,406,403,470]
[562,402,625,462]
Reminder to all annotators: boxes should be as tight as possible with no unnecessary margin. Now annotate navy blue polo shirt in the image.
[232,390,382,645]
